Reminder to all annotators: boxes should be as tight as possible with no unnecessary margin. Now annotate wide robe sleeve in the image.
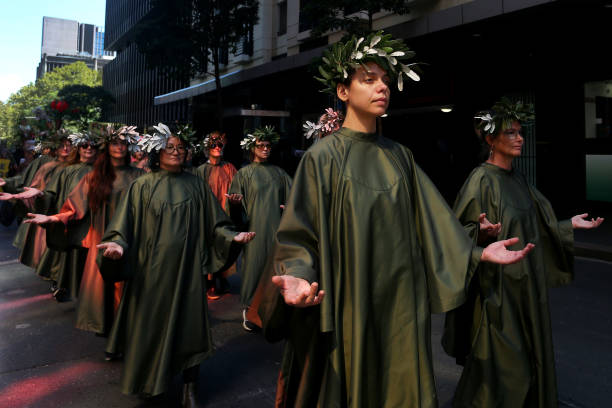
[96,178,139,282]
[396,147,483,314]
[258,147,336,340]
[226,169,248,229]
[528,184,574,287]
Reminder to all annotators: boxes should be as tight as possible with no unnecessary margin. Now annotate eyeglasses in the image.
[164,144,187,154]
[79,143,97,149]
[502,129,524,140]
[255,143,272,150]
[209,142,225,149]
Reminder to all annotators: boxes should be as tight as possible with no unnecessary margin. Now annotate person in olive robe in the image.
[194,131,238,299]
[442,99,604,408]
[227,126,292,331]
[14,132,100,300]
[260,32,535,408]
[96,124,255,406]
[0,136,72,269]
[24,125,144,335]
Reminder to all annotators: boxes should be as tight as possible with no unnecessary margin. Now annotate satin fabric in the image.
[34,162,93,296]
[442,162,573,408]
[1,154,53,194]
[259,127,483,408]
[194,160,237,211]
[99,170,239,396]
[13,160,65,268]
[227,162,292,306]
[53,166,144,333]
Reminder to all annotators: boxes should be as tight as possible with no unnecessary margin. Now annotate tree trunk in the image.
[212,47,224,130]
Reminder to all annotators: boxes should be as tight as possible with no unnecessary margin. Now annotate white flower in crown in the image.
[137,122,173,153]
[474,113,496,134]
[240,134,257,151]
[68,132,90,146]
[303,121,321,139]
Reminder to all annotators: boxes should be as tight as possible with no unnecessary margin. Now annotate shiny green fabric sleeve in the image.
[408,156,482,314]
[528,185,574,287]
[202,180,240,275]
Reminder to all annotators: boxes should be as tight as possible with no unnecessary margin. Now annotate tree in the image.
[58,85,115,131]
[301,0,412,38]
[133,0,259,128]
[0,62,105,145]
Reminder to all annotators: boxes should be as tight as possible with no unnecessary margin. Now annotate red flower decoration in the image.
[50,100,57,109]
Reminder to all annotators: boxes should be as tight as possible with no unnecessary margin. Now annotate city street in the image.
[1,222,611,407]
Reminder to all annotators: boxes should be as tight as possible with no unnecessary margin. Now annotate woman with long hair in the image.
[96,123,255,405]
[25,125,143,334]
[442,99,603,407]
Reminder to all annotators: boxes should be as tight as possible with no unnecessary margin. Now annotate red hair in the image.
[87,148,129,212]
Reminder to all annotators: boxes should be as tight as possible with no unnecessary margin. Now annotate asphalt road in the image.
[1,222,610,407]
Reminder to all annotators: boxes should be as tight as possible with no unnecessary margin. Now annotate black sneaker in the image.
[52,288,69,302]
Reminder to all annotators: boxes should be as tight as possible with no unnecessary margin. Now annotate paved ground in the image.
[1,222,611,407]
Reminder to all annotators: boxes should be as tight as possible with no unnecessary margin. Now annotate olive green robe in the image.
[260,128,483,408]
[442,162,573,408]
[54,166,144,333]
[34,163,92,295]
[227,162,292,306]
[13,160,66,268]
[1,154,53,194]
[99,170,240,396]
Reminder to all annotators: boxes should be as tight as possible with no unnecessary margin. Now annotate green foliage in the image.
[0,62,105,146]
[301,0,412,38]
[133,0,259,80]
[58,85,115,132]
[315,31,419,95]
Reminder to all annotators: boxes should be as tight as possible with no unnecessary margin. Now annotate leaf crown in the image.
[240,125,280,151]
[315,30,420,95]
[474,97,535,138]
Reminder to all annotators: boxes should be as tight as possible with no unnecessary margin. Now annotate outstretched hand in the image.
[0,178,6,187]
[14,187,43,200]
[571,213,604,230]
[225,193,243,205]
[23,213,59,225]
[271,275,325,308]
[96,242,124,260]
[478,213,501,239]
[233,231,256,243]
[0,192,14,201]
[481,237,535,265]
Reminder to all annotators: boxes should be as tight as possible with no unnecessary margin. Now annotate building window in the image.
[278,1,287,35]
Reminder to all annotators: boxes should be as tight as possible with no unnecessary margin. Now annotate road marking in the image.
[0,259,19,266]
[15,323,31,329]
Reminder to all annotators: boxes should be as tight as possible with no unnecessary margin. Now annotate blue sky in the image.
[0,0,107,102]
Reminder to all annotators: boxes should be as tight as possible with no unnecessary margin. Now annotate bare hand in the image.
[225,193,243,205]
[280,205,286,210]
[14,187,43,200]
[23,213,58,225]
[233,231,256,243]
[481,237,535,265]
[271,275,325,307]
[0,178,5,187]
[0,192,14,201]
[96,242,124,260]
[571,213,604,230]
[478,213,501,238]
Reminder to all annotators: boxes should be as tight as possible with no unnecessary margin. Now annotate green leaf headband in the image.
[315,30,420,95]
[240,125,280,151]
[475,97,535,138]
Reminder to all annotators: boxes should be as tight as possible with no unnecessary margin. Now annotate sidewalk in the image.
[574,209,612,262]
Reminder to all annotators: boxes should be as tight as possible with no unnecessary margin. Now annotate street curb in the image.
[0,259,19,266]
[574,242,612,262]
